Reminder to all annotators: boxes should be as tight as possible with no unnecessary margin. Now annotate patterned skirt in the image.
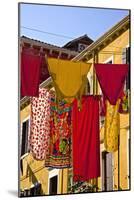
[45,98,72,168]
[29,88,52,160]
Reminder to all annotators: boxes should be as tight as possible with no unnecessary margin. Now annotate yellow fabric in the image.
[104,99,120,152]
[48,58,91,107]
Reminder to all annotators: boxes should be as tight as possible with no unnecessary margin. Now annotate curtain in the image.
[29,88,52,160]
[21,48,42,97]
[45,98,72,168]
[72,96,100,182]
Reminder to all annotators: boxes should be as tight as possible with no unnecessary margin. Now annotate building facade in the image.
[73,14,130,192]
[19,14,130,196]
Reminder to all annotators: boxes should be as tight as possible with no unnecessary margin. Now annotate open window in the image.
[21,118,30,156]
[122,47,130,90]
[49,176,58,195]
[48,169,59,195]
[20,182,42,197]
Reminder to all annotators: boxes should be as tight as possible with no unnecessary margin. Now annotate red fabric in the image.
[72,96,100,182]
[21,48,42,97]
[94,64,128,105]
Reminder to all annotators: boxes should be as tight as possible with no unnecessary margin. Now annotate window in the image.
[78,43,88,52]
[20,183,42,197]
[49,175,58,195]
[104,55,113,64]
[30,183,42,196]
[48,169,59,194]
[85,79,91,95]
[102,151,113,191]
[107,60,112,64]
[21,119,29,156]
[122,47,130,90]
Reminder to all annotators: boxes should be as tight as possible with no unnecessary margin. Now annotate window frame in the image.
[20,116,30,157]
[48,169,60,194]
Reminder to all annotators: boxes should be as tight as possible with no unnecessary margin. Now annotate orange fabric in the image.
[48,58,91,108]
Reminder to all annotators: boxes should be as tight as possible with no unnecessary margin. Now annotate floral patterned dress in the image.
[29,88,52,160]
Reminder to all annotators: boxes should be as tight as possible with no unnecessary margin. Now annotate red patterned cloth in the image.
[21,48,42,97]
[45,98,72,168]
[72,96,100,182]
[29,88,52,160]
[94,64,128,105]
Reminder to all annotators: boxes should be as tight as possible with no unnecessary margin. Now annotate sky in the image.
[20,3,129,47]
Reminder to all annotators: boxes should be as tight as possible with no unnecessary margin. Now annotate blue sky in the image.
[20,3,129,47]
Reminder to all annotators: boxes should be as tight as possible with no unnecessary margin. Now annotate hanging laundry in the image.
[94,64,128,105]
[72,96,100,182]
[21,48,42,97]
[104,99,120,152]
[45,98,72,168]
[47,58,91,108]
[29,88,52,160]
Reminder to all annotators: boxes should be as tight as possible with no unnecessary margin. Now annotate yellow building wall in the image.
[20,153,49,194]
[62,168,68,194]
[20,156,69,193]
[20,153,69,195]
[20,104,31,122]
[119,128,129,189]
[119,113,129,190]
[98,29,129,64]
[87,29,129,93]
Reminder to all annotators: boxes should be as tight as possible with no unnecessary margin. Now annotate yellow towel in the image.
[47,58,91,108]
[104,99,120,152]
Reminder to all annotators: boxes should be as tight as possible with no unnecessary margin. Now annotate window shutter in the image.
[102,152,107,191]
[126,47,130,64]
[102,152,113,191]
[106,153,113,191]
[122,48,127,64]
[122,47,130,90]
[21,120,29,156]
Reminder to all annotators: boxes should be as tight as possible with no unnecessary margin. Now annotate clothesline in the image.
[21,26,74,39]
[19,49,123,57]
[20,41,125,56]
[20,51,128,108]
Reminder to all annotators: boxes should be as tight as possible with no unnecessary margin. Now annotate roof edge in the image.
[72,14,130,61]
[21,36,78,55]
